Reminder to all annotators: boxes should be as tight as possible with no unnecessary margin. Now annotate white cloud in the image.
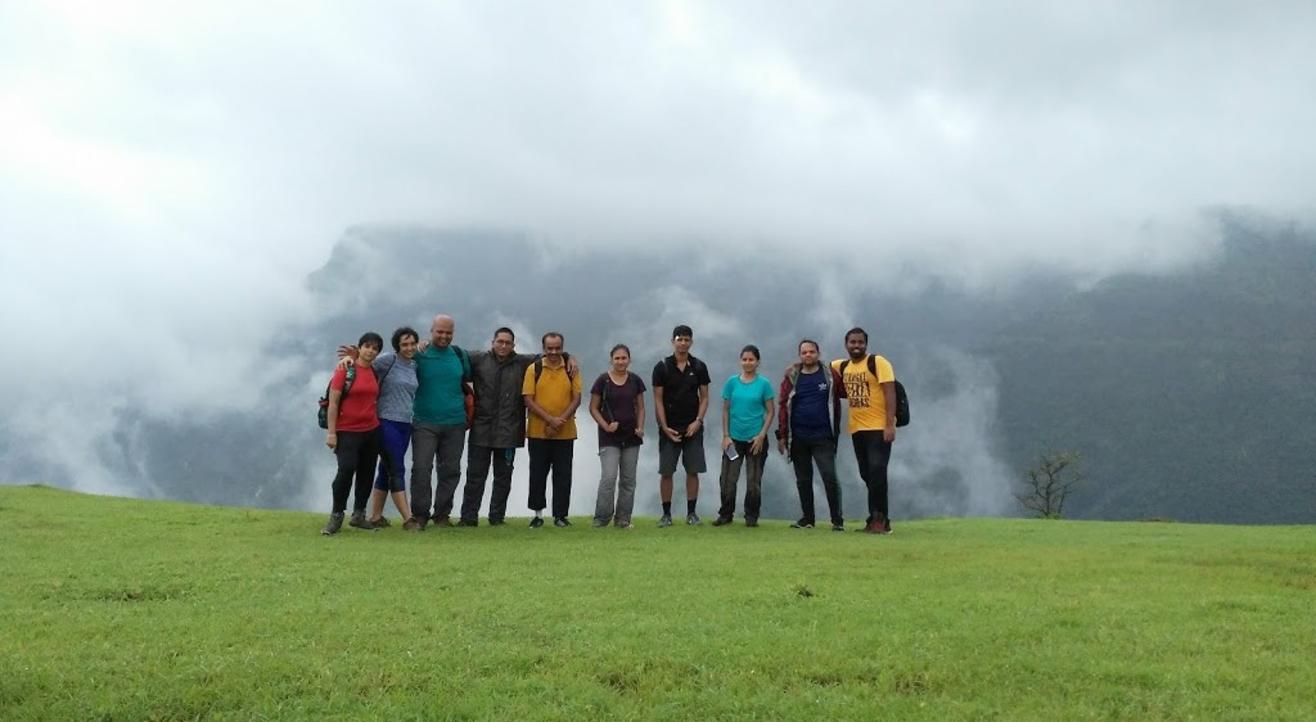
[3,1,1314,504]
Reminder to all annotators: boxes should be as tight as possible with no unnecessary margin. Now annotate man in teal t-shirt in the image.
[410,314,472,528]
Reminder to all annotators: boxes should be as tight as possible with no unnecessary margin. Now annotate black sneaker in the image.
[321,512,344,535]
[488,518,506,526]
[348,511,376,531]
[686,512,702,526]
[745,518,759,528]
[553,517,571,528]
[457,518,479,527]
[831,522,845,532]
[430,516,455,528]
[657,515,673,528]
[529,517,544,529]
[791,519,815,529]
[711,516,733,526]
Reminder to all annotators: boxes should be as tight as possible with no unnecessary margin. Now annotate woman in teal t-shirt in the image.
[713,345,776,527]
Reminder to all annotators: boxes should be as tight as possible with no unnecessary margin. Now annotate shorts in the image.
[658,430,707,475]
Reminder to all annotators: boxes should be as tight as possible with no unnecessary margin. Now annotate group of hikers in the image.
[320,316,901,536]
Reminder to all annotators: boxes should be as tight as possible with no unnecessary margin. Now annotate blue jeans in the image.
[373,419,411,492]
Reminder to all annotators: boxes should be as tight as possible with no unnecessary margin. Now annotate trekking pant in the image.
[852,430,893,523]
[791,437,843,525]
[717,439,766,522]
[595,445,639,526]
[373,419,411,493]
[331,427,381,514]
[528,438,574,518]
[410,423,466,521]
[461,445,515,524]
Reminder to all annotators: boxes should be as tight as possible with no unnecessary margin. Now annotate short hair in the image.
[358,332,385,351]
[541,332,564,347]
[740,344,761,361]
[798,338,819,353]
[391,326,419,352]
[493,327,515,340]
[609,344,631,358]
[845,327,869,343]
[672,324,694,340]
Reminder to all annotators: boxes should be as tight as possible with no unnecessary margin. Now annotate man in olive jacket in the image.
[459,327,576,525]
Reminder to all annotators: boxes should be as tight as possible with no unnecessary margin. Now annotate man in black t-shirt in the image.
[651,324,711,527]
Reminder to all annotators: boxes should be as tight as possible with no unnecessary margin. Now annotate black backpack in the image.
[317,365,357,429]
[532,352,575,384]
[838,355,910,427]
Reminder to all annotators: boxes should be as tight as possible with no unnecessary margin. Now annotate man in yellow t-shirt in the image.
[831,326,897,535]
[523,332,583,528]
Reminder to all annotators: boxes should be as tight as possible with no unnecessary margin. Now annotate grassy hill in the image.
[1,485,1313,721]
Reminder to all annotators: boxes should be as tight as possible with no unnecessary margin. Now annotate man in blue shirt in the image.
[776,339,845,531]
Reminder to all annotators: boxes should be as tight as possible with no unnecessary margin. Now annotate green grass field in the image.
[1,485,1313,721]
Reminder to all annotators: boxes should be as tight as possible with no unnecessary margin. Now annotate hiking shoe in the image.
[369,516,391,529]
[831,522,845,532]
[430,516,455,528]
[553,517,571,528]
[321,512,344,535]
[457,518,479,527]
[711,516,733,526]
[657,515,673,528]
[791,519,815,529]
[873,514,892,535]
[591,519,609,528]
[402,517,422,532]
[615,521,633,530]
[686,512,702,526]
[348,511,376,531]
[529,517,544,529]
[745,518,759,528]
[488,518,506,526]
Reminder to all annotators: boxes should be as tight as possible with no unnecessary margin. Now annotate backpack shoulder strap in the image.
[452,345,472,381]
[342,364,357,397]
[375,353,397,384]
[867,354,878,378]
[533,357,544,384]
[838,359,851,376]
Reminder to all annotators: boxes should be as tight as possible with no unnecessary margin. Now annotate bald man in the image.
[409,314,473,529]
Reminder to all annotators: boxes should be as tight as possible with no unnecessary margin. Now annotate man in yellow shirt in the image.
[523,332,583,528]
[831,327,897,534]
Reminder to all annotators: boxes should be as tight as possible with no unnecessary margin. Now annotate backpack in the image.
[532,352,574,385]
[837,355,910,427]
[317,365,357,429]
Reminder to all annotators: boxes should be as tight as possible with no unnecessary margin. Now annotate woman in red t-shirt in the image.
[321,332,385,535]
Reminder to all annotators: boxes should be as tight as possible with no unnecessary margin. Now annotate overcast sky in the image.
[3,1,1315,494]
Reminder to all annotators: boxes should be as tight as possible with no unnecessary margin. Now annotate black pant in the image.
[791,437,842,525]
[410,423,466,521]
[527,438,574,518]
[852,430,892,523]
[331,428,383,514]
[462,445,515,523]
[717,440,766,522]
